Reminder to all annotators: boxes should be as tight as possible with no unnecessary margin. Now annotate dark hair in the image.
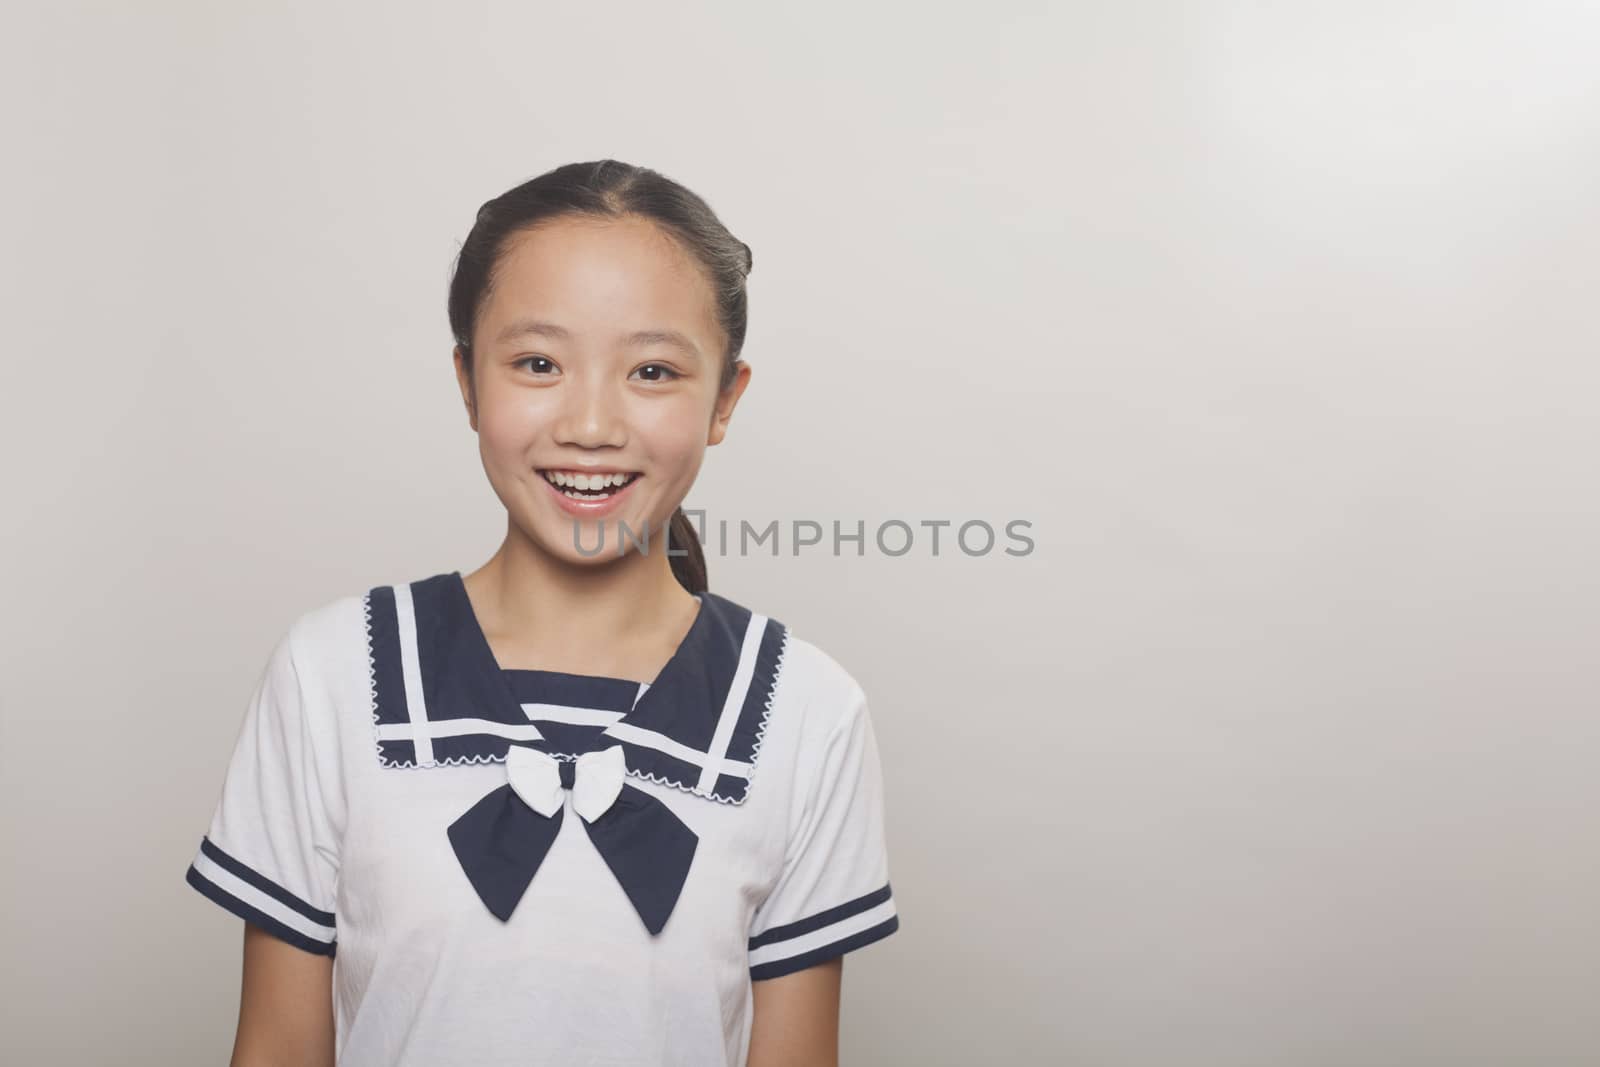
[448,160,754,595]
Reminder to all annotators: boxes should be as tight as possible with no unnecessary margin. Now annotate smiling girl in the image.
[185,160,900,1066]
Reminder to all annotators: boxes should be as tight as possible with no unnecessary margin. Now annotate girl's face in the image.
[455,214,750,568]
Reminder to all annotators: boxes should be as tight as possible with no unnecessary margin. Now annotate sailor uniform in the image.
[184,570,901,1066]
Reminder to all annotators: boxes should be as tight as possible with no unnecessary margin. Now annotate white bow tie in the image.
[507,743,627,823]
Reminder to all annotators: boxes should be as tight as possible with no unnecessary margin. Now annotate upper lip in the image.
[537,465,640,475]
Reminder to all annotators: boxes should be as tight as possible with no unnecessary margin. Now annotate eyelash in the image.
[514,357,680,382]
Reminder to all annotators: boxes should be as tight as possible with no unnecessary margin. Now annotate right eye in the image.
[515,356,558,376]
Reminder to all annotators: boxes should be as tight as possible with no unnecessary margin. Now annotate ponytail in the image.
[667,507,707,594]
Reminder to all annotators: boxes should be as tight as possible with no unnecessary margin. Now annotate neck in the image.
[462,519,700,680]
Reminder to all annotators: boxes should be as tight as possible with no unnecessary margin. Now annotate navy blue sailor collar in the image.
[362,570,792,804]
[362,571,791,932]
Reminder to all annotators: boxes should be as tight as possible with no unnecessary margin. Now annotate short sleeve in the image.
[747,682,901,981]
[184,626,343,956]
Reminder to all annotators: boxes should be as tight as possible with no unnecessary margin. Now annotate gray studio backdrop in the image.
[3,2,1597,1064]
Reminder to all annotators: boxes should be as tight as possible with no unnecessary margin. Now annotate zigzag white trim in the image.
[735,620,790,804]
[365,586,506,771]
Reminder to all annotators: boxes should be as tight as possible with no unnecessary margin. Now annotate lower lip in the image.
[538,472,642,518]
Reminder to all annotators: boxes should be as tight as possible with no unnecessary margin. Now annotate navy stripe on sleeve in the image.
[185,836,337,957]
[748,882,899,981]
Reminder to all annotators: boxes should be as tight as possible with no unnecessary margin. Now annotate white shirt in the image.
[185,570,901,1066]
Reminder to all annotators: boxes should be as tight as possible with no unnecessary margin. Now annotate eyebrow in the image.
[493,318,702,360]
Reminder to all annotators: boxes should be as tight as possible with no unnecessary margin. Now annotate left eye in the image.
[631,364,679,382]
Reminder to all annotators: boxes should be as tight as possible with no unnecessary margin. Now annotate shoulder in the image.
[281,588,367,654]
[770,629,870,743]
[268,587,375,692]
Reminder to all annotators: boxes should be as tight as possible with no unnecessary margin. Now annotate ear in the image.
[453,346,478,432]
[707,360,752,447]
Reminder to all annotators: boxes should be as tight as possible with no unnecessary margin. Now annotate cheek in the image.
[639,438,707,524]
[475,397,542,463]
[633,406,710,476]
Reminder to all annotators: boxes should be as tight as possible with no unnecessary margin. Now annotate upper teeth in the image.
[543,470,635,491]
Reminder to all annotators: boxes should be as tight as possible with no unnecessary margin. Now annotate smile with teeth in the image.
[540,470,641,500]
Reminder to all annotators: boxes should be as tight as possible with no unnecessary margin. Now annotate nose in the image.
[551,373,627,449]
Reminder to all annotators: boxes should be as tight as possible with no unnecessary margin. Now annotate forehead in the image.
[478,215,721,351]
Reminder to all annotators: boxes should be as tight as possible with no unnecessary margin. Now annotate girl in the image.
[184,159,901,1066]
